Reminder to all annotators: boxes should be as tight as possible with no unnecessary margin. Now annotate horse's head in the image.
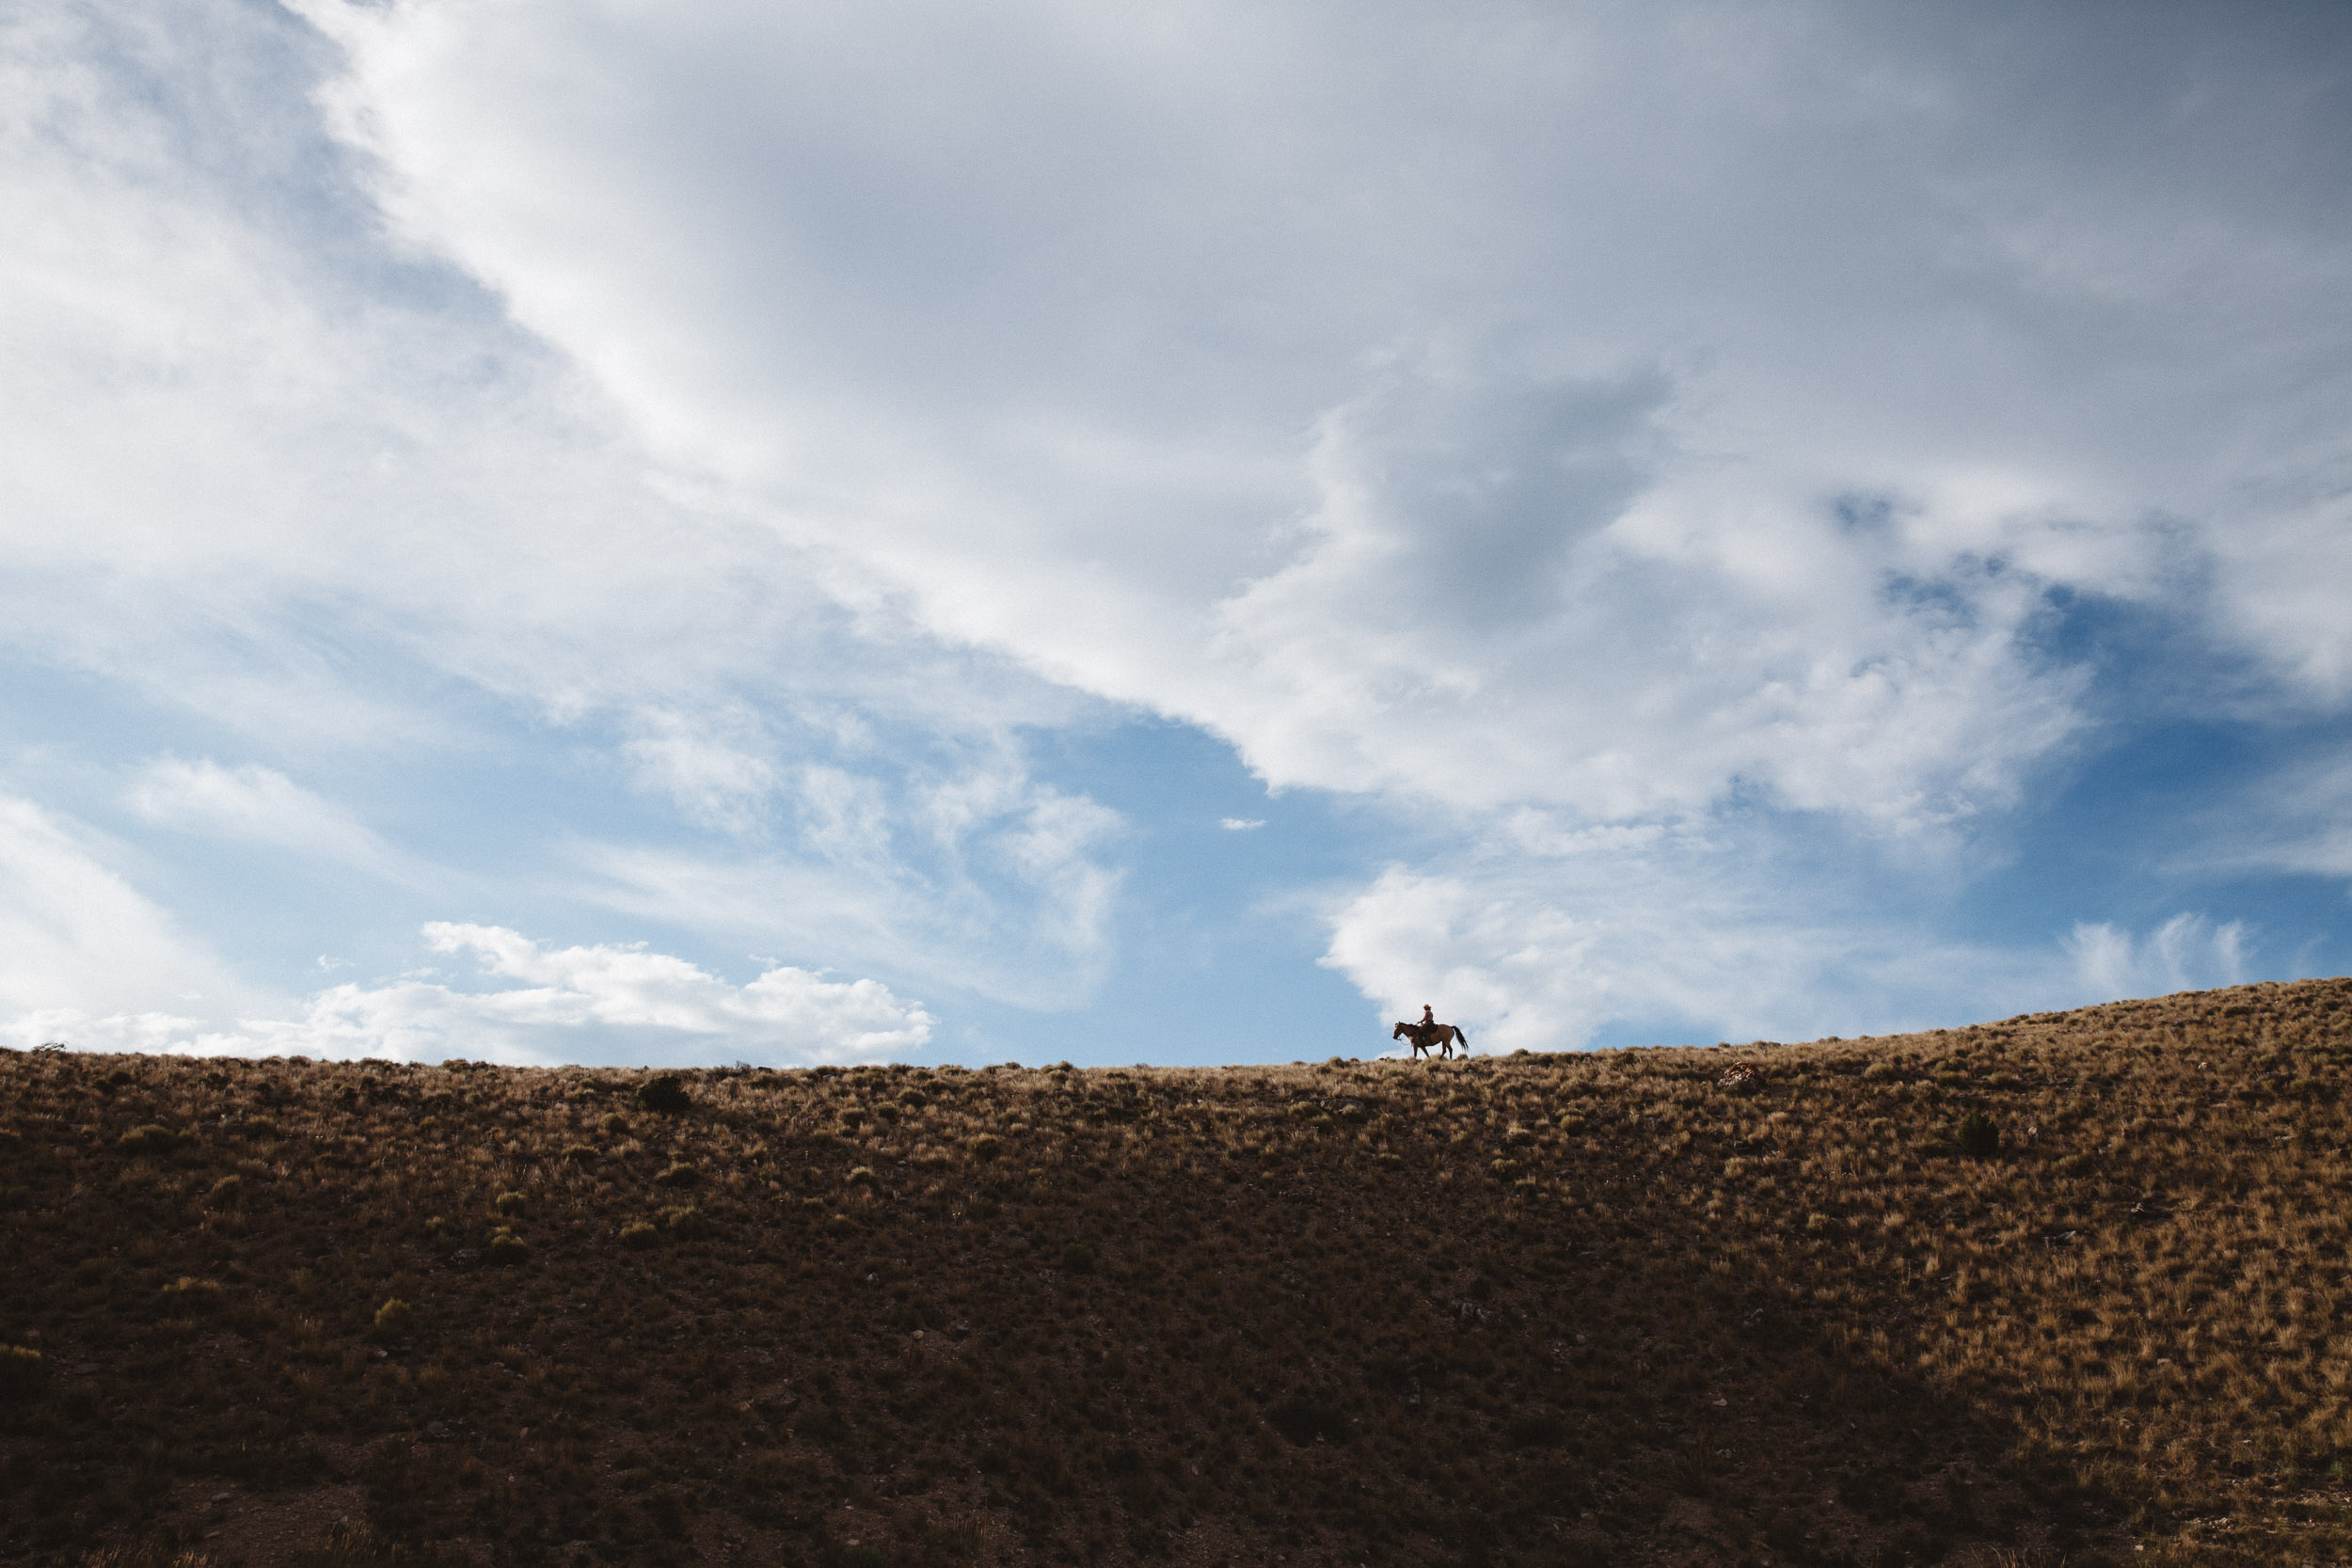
[1391,1021,1408,1038]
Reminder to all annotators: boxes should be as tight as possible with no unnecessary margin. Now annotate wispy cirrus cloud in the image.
[0,792,264,1035]
[126,756,423,883]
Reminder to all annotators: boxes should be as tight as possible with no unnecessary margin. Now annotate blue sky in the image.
[3,0,2347,1067]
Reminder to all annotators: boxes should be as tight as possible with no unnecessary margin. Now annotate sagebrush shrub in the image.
[117,1125,177,1156]
[0,1344,40,1400]
[1955,1109,2000,1158]
[160,1277,222,1313]
[637,1075,691,1116]
[618,1221,659,1251]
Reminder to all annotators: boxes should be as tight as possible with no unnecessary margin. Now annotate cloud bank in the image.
[298,0,2352,825]
[6,920,930,1068]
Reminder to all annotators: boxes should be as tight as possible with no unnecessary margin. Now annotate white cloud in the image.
[2066,914,2249,1004]
[577,763,1125,1008]
[2194,748,2352,882]
[0,790,928,1062]
[222,924,931,1066]
[126,756,419,880]
[1318,832,2127,1053]
[8,921,930,1067]
[1220,818,1264,832]
[290,0,2352,835]
[0,792,270,1039]
[618,711,784,836]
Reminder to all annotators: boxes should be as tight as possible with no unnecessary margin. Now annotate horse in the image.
[1393,1020,1470,1060]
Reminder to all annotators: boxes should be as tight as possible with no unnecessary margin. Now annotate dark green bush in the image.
[1265,1390,1347,1446]
[1507,1412,1565,1447]
[160,1276,224,1312]
[0,1344,41,1400]
[117,1124,178,1156]
[1955,1109,2000,1158]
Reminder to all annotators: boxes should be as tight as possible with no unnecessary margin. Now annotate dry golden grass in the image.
[3,977,2350,1566]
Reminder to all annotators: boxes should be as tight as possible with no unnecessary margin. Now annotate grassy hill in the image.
[7,976,2352,1568]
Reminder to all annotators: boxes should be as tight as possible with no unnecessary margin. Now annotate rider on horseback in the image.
[1393,1005,1468,1059]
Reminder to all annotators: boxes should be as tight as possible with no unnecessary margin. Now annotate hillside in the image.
[7,976,2352,1567]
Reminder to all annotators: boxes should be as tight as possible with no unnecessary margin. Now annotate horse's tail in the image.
[1454,1024,1470,1053]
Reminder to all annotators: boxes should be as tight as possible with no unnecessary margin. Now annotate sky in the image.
[4,0,2349,1069]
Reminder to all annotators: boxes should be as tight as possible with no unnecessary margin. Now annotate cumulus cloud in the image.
[294,0,2352,829]
[8,921,930,1066]
[2066,914,2250,1004]
[1319,854,2008,1053]
[225,924,932,1066]
[1319,820,2258,1051]
[0,788,929,1061]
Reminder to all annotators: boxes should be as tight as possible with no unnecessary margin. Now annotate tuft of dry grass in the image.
[3,976,2350,1564]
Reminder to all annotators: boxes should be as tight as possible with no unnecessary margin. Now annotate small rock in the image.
[424,1420,452,1440]
[211,1492,231,1505]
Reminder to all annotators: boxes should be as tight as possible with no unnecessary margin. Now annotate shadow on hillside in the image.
[0,1048,2180,1568]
